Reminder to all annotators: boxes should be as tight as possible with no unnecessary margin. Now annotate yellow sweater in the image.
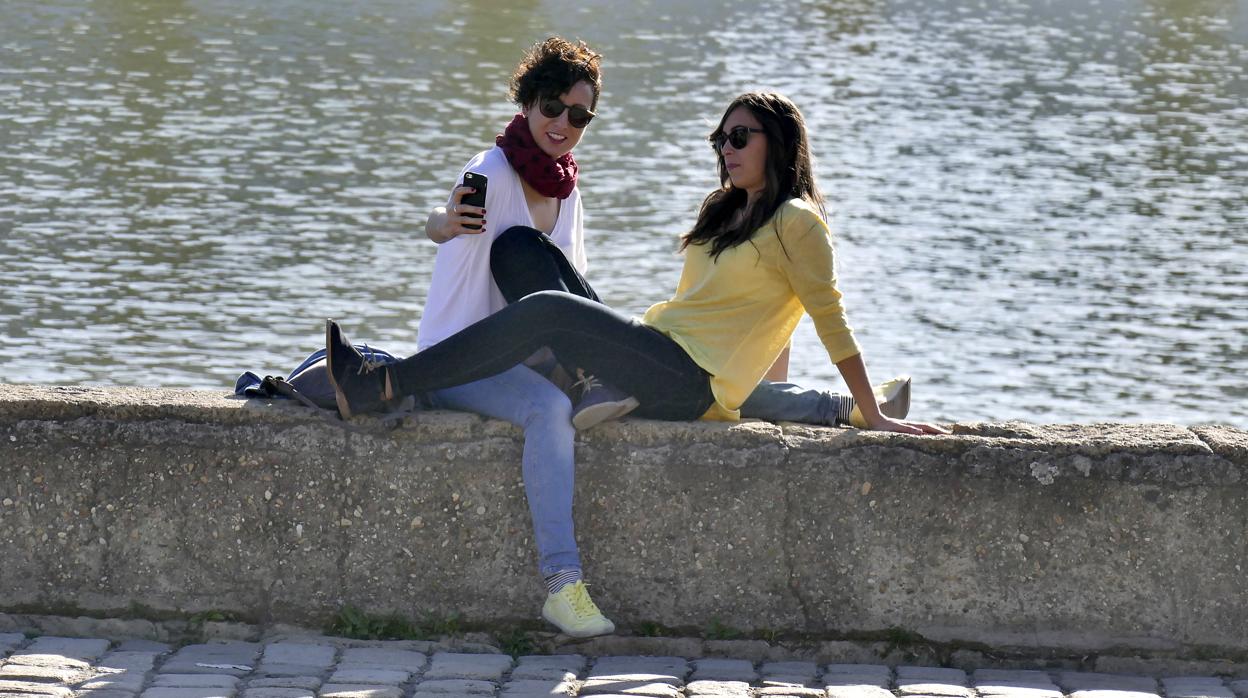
[643,198,861,420]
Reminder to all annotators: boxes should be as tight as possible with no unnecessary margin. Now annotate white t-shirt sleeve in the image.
[418,150,512,351]
[446,150,507,209]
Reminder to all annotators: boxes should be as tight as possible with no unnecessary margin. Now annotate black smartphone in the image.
[460,171,487,230]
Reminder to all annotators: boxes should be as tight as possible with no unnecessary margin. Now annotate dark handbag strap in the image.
[261,375,324,411]
[259,375,410,432]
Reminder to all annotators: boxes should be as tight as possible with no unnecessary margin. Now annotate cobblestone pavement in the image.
[1,634,1246,698]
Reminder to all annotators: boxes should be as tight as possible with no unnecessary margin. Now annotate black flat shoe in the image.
[324,319,388,419]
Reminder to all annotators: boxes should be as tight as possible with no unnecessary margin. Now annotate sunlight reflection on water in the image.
[1,0,1245,426]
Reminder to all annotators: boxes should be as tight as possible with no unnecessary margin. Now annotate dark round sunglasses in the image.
[710,126,764,153]
[539,97,596,129]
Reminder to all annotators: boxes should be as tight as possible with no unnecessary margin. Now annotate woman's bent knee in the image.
[491,226,544,263]
[520,383,575,435]
[514,289,582,317]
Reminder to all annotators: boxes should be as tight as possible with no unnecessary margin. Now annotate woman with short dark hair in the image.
[414,36,619,638]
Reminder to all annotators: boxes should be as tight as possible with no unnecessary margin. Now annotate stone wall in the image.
[1,385,1245,657]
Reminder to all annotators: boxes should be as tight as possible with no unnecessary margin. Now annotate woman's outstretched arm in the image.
[836,353,949,435]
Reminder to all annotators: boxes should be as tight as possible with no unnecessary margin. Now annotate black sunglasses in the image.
[539,97,596,128]
[710,125,764,153]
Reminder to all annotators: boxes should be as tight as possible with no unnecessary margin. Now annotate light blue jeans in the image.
[739,379,844,426]
[425,371,840,581]
[427,364,581,579]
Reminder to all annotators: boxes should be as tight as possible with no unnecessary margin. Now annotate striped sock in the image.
[545,569,582,595]
[836,395,856,425]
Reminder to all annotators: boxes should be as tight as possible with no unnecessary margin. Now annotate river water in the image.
[2,0,1245,427]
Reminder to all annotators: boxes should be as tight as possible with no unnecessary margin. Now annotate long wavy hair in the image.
[680,92,826,260]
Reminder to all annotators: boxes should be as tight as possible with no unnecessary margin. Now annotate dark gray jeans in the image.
[483,225,846,425]
[391,290,715,421]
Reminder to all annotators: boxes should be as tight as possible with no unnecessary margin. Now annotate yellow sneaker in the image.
[849,376,912,428]
[541,581,615,637]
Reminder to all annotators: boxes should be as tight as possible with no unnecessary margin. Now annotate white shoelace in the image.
[570,369,603,400]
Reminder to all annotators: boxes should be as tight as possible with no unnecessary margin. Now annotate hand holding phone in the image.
[459,171,488,231]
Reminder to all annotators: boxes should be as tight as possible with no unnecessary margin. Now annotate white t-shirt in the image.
[417,146,588,351]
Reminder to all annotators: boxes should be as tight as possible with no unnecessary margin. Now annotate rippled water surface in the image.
[2,0,1245,427]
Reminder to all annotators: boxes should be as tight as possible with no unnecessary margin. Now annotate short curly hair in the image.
[509,37,603,111]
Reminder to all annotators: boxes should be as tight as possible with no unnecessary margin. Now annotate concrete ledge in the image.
[2,385,1246,657]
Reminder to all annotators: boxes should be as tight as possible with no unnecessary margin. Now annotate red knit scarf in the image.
[495,114,579,200]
